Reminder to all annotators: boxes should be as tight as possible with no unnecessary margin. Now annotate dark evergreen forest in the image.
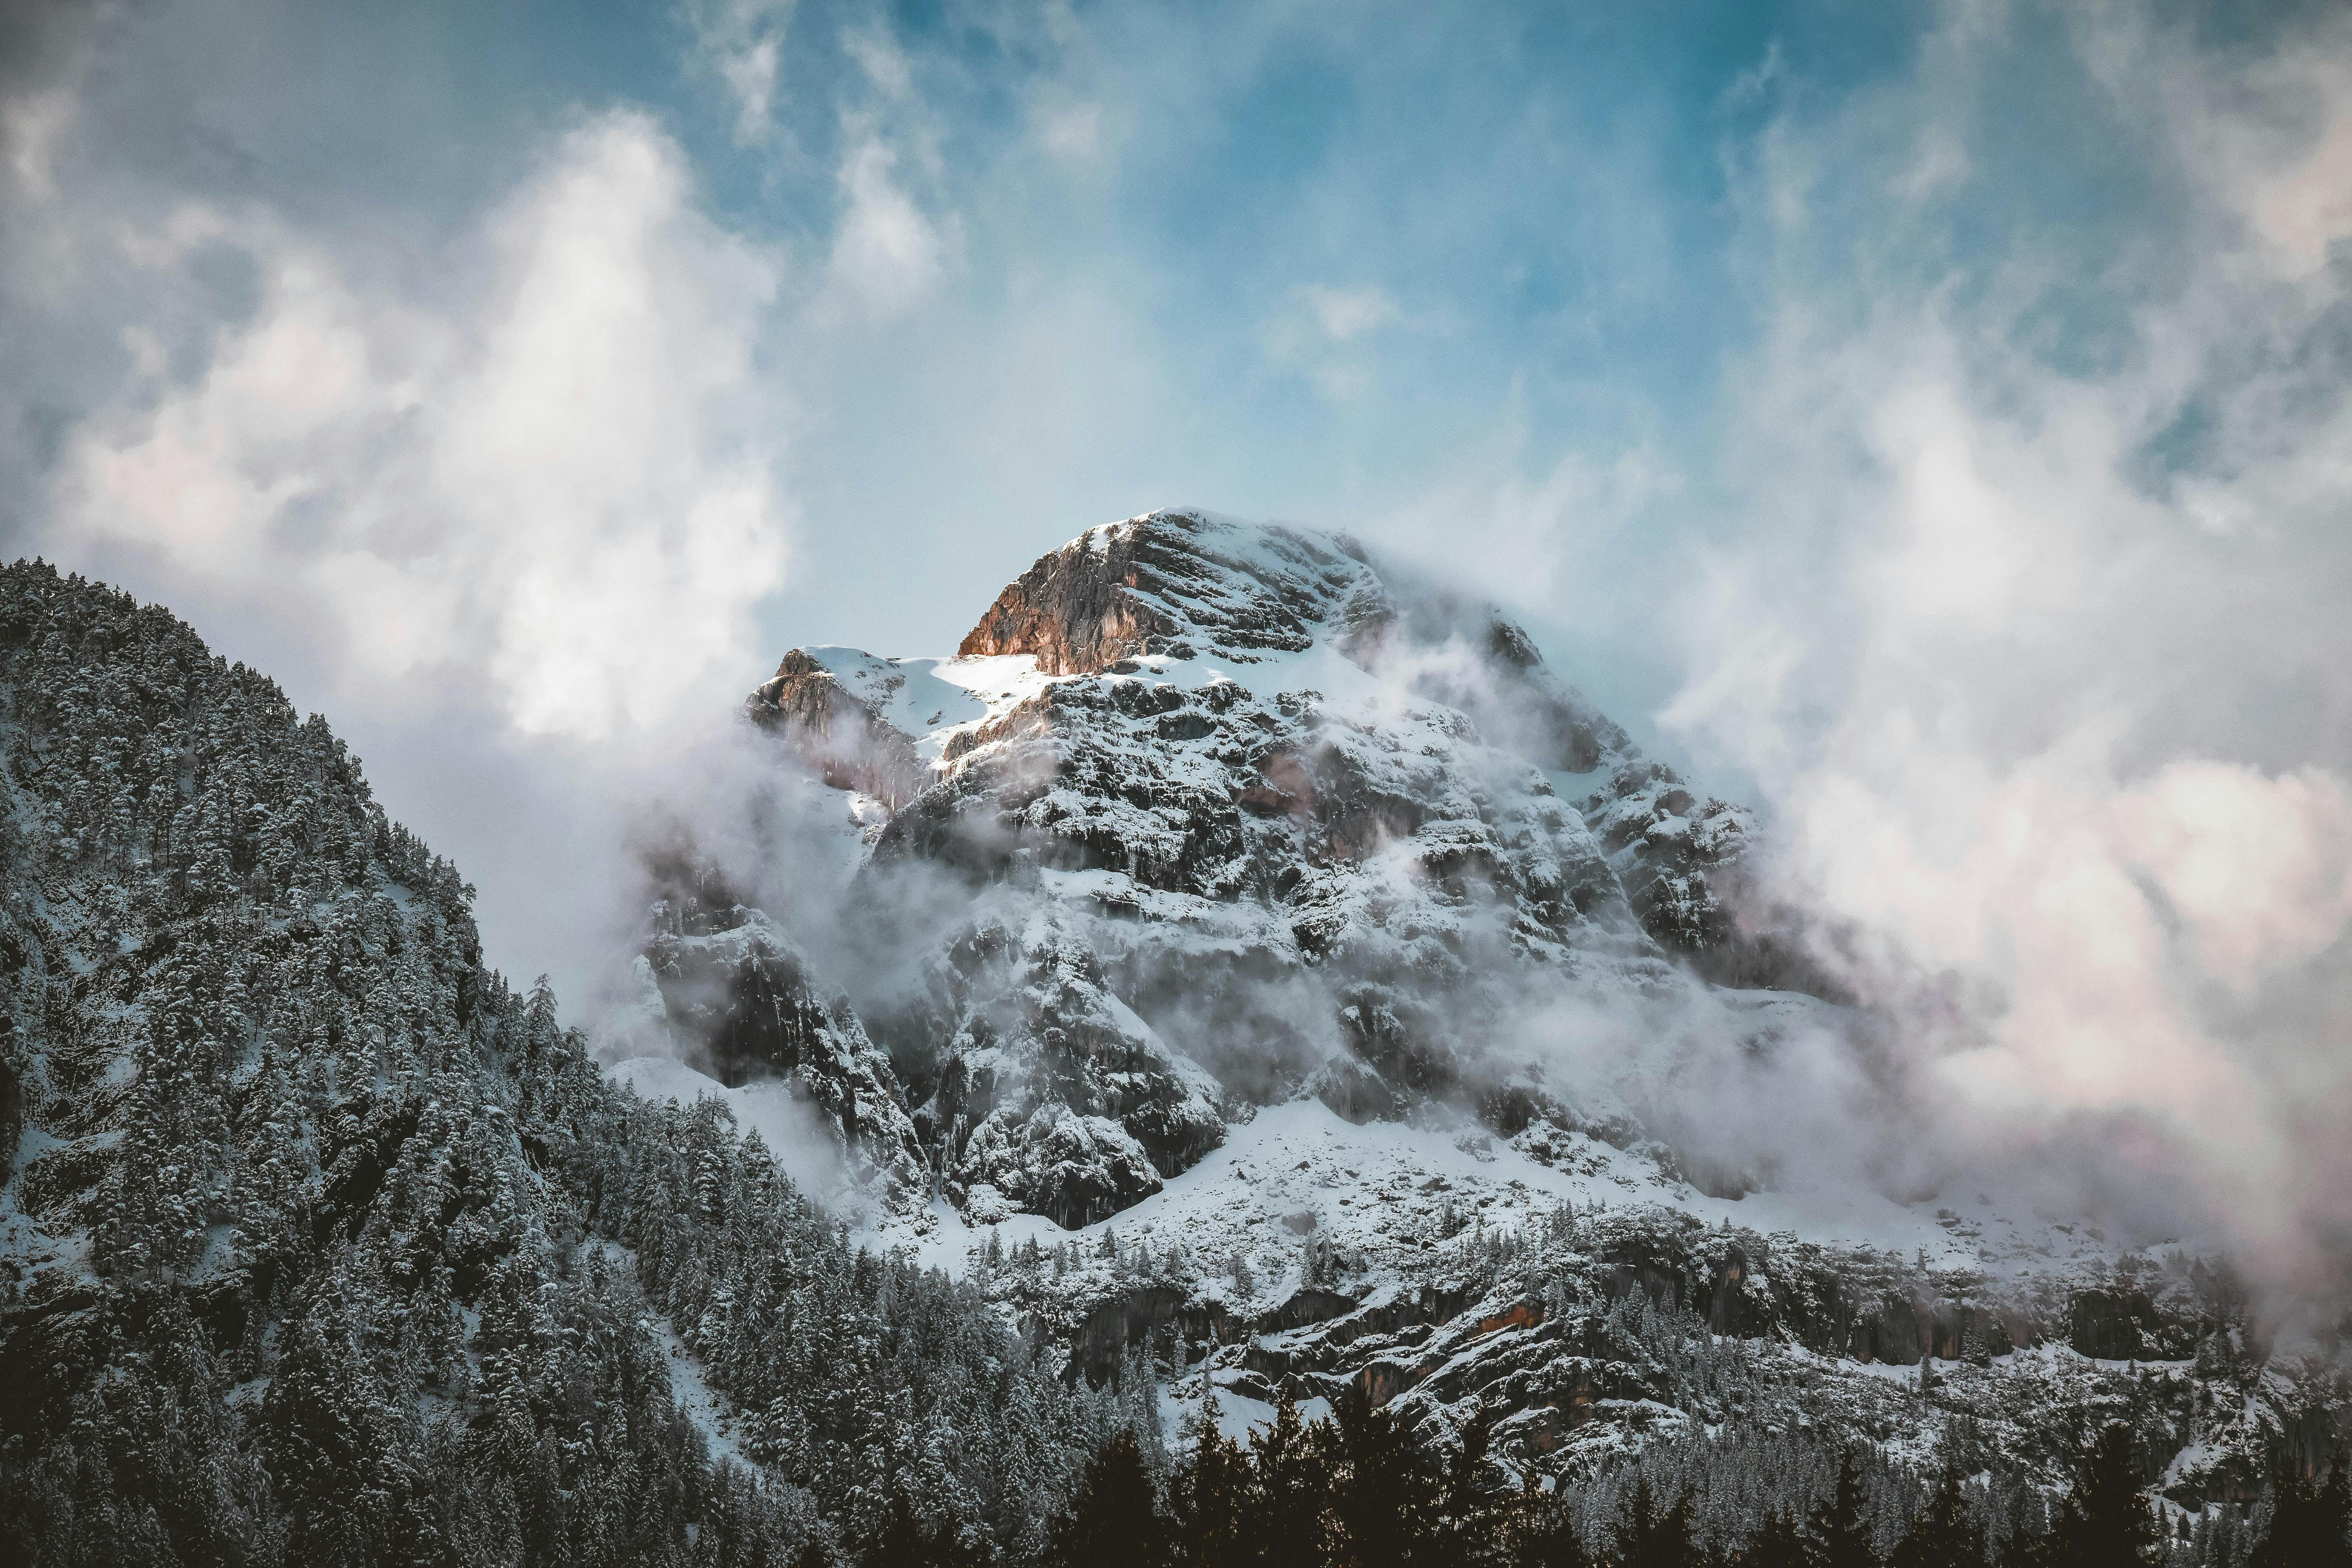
[1,561,2344,1566]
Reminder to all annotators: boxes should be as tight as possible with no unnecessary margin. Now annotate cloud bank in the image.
[39,111,788,743]
[1659,1,2352,1300]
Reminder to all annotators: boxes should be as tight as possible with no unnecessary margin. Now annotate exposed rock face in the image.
[956,535,1178,673]
[747,648,930,809]
[2066,1284,2185,1360]
[1471,618,1632,771]
[956,511,1377,673]
[946,512,1788,980]
[1580,759,1846,997]
[854,656,1658,1141]
[632,853,925,1198]
[891,924,1227,1225]
[871,673,1262,893]
[963,1105,1165,1229]
[1583,758,1751,958]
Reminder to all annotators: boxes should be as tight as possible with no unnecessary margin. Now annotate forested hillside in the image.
[0,561,1111,1565]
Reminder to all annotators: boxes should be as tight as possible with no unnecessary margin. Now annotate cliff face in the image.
[954,526,1178,673]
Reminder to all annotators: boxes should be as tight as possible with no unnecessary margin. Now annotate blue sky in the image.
[6,2,2352,1258]
[3,0,1953,728]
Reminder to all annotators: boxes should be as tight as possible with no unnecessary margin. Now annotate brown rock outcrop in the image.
[956,509,1371,673]
[958,532,1180,673]
[745,649,929,809]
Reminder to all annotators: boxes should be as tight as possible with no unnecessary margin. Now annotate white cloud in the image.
[4,77,75,201]
[1891,124,1967,203]
[0,2,105,306]
[44,111,789,744]
[1304,283,1399,342]
[824,134,952,319]
[2111,762,2352,995]
[1262,284,1410,399]
[2084,2,2352,283]
[1666,2,2352,1295]
[686,0,796,146]
[1033,98,1104,162]
[806,19,962,325]
[842,25,914,101]
[1371,431,1678,627]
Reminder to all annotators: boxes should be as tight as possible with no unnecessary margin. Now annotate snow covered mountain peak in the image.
[682,510,1831,1239]
[751,510,1641,811]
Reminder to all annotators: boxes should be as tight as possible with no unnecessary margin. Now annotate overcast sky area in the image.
[5,2,2352,1287]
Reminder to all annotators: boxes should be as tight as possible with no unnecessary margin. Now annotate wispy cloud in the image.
[1303,283,1399,342]
[1262,284,1412,399]
[685,0,797,147]
[826,133,953,319]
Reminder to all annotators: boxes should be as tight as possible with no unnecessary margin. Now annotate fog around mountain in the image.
[4,2,2350,1564]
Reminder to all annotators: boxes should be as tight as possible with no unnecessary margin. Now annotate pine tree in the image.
[861,1494,933,1568]
[1174,1385,1250,1568]
[2316,1443,2352,1568]
[1506,1476,1590,1568]
[1893,1471,1982,1568]
[2055,1424,2159,1568]
[2247,1443,2351,1568]
[1244,1390,1333,1568]
[261,1275,397,1565]
[1049,1428,1169,1568]
[1740,1508,1806,1568]
[1434,1401,1503,1567]
[1330,1387,1443,1568]
[1989,1488,2056,1568]
[2208,1501,2251,1568]
[1808,1450,1880,1568]
[1616,1477,1698,1568]
[930,1515,994,1568]
[2247,1457,2315,1568]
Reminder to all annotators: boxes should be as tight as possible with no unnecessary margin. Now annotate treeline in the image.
[1009,1401,2351,1568]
